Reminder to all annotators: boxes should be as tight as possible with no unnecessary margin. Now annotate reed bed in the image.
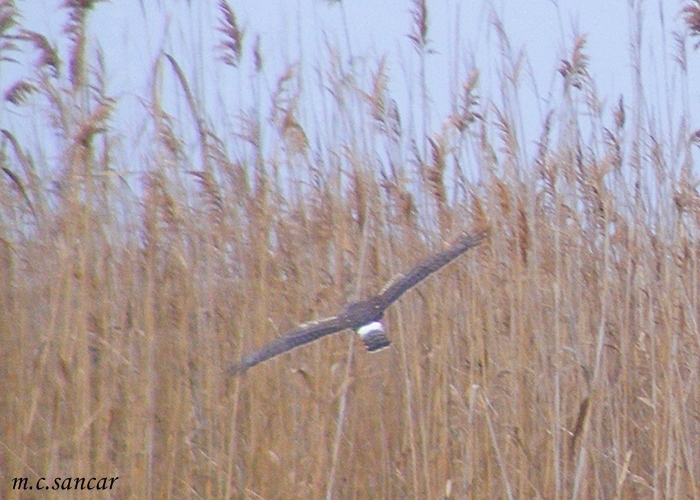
[1,0,699,498]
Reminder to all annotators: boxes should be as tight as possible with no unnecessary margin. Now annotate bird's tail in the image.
[356,322,391,352]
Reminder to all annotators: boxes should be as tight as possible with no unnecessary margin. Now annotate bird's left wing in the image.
[227,314,348,375]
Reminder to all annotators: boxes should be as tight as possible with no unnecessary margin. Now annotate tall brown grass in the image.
[1,0,699,498]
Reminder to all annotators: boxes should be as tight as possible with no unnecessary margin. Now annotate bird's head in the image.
[342,296,385,326]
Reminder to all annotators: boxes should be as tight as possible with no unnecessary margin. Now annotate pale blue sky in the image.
[2,0,698,180]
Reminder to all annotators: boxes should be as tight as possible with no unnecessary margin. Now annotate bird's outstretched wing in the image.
[227,315,348,375]
[377,231,486,307]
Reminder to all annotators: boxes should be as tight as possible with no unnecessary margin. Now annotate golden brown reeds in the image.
[1,1,699,499]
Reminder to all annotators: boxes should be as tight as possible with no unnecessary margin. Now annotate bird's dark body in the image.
[340,296,386,326]
[227,231,485,375]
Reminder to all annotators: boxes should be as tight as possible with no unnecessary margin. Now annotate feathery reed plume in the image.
[350,167,368,230]
[516,202,529,266]
[535,111,554,197]
[365,57,402,141]
[1,129,43,217]
[451,70,482,132]
[426,136,446,206]
[270,65,308,157]
[73,97,113,147]
[2,166,34,216]
[164,54,208,153]
[0,0,19,58]
[559,35,589,91]
[62,0,103,89]
[494,106,519,172]
[426,135,451,232]
[408,0,429,53]
[152,105,184,161]
[252,34,262,72]
[20,30,60,77]
[189,170,224,223]
[4,80,37,104]
[217,0,245,68]
[1,129,30,174]
[603,128,623,172]
[683,0,700,48]
[144,170,180,232]
[613,95,625,131]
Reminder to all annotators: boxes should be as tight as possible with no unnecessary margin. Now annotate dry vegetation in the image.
[1,0,700,498]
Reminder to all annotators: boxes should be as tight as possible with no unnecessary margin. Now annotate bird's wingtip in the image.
[463,226,489,242]
[226,361,248,377]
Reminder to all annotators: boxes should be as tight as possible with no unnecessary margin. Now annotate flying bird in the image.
[227,231,485,375]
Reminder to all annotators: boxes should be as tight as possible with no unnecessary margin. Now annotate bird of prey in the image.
[227,231,485,375]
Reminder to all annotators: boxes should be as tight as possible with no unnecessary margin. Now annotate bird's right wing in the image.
[378,231,486,307]
[227,315,348,375]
